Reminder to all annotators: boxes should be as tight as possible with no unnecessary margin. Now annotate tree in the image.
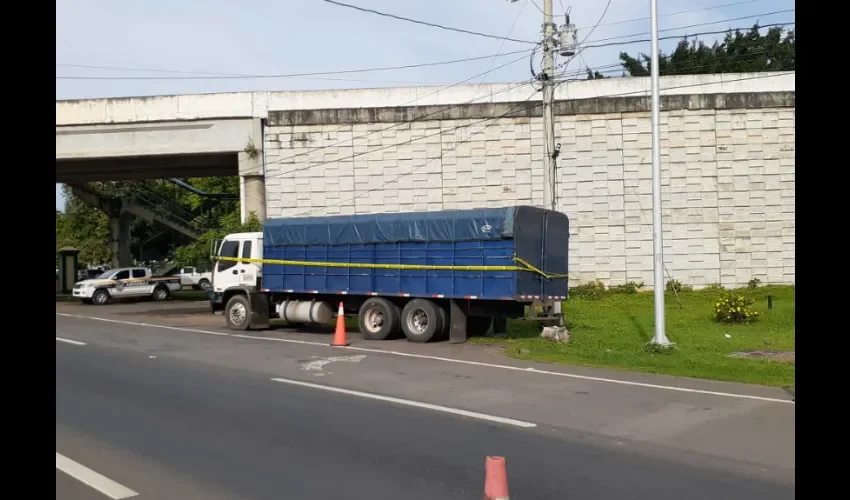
[56,187,112,265]
[173,211,263,269]
[618,24,795,77]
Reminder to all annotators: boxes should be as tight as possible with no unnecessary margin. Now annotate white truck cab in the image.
[211,232,263,293]
[209,232,264,318]
[73,267,182,305]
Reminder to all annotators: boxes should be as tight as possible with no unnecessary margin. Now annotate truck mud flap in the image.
[449,300,467,344]
[249,293,270,330]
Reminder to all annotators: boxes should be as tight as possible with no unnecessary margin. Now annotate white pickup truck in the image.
[175,266,212,290]
[72,267,183,305]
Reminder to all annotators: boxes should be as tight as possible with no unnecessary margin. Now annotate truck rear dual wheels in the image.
[358,298,401,341]
[401,299,445,343]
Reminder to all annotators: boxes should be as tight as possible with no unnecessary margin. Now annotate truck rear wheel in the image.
[358,298,400,341]
[401,299,444,343]
[198,279,211,291]
[225,294,252,331]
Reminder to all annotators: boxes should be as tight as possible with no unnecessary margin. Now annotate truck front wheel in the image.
[401,299,444,343]
[225,294,252,331]
[358,298,400,341]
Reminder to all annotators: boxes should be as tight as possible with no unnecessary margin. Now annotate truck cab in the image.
[209,232,263,313]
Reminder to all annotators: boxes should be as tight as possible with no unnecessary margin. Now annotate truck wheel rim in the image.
[94,293,107,304]
[156,289,167,299]
[200,281,210,290]
[363,307,385,333]
[230,303,247,325]
[407,308,429,334]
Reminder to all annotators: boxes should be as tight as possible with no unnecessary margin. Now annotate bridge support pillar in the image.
[109,212,133,268]
[240,174,266,223]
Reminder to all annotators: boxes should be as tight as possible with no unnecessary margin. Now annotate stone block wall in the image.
[262,93,795,289]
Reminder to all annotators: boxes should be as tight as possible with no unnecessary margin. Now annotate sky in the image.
[55,0,795,211]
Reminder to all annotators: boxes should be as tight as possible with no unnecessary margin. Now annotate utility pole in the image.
[541,0,557,212]
[649,0,672,346]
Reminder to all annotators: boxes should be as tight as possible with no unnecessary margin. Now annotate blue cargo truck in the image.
[208,206,569,343]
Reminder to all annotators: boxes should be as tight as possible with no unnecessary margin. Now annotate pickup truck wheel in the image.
[358,298,400,341]
[225,295,252,331]
[401,299,443,343]
[198,279,211,291]
[91,289,110,305]
[152,286,170,302]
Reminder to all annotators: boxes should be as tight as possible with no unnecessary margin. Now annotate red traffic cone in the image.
[331,302,349,347]
[484,456,509,500]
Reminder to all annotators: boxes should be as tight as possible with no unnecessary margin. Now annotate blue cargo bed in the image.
[261,206,569,300]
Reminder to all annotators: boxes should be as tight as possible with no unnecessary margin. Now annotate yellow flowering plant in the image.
[713,292,760,323]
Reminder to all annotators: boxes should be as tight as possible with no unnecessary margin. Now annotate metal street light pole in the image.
[649,0,671,346]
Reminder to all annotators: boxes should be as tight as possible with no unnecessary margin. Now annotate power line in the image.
[288,71,791,217]
[262,51,535,171]
[587,8,795,44]
[581,22,794,50]
[55,49,529,80]
[291,89,543,217]
[266,71,790,186]
[578,0,771,30]
[320,0,536,44]
[264,78,537,179]
[554,47,788,80]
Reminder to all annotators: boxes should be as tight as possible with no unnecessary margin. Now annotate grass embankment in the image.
[472,285,795,387]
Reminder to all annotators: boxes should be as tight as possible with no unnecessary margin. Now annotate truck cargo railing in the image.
[216,255,569,280]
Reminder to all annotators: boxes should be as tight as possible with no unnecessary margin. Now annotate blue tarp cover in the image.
[263,207,516,247]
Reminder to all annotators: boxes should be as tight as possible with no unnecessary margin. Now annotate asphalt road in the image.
[56,340,794,500]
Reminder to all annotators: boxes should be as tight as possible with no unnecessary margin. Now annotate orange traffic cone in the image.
[331,302,350,347]
[484,456,509,500]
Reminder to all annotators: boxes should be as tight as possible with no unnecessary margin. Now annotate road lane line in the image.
[56,452,139,499]
[270,377,538,428]
[56,312,795,404]
[56,337,87,346]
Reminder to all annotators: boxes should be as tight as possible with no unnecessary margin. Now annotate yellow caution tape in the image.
[217,255,568,280]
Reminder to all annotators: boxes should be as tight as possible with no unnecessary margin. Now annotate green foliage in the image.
[619,25,795,77]
[56,188,112,265]
[609,281,644,294]
[748,277,761,289]
[174,212,263,267]
[569,280,608,299]
[714,292,760,323]
[705,283,725,291]
[666,279,693,293]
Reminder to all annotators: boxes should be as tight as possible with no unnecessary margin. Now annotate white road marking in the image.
[56,312,795,404]
[301,355,366,373]
[56,337,87,346]
[56,452,139,499]
[271,377,537,428]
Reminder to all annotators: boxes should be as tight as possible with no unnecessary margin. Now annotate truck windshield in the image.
[96,271,114,280]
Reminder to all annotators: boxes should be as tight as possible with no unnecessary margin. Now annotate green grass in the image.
[472,285,795,387]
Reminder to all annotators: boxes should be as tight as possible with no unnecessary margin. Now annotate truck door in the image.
[110,269,131,297]
[237,240,259,287]
[213,240,241,292]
